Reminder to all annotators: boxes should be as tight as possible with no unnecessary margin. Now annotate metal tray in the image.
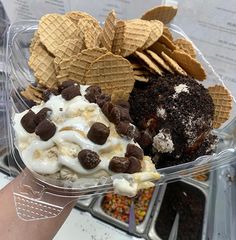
[76,197,97,211]
[147,179,210,240]
[91,186,160,237]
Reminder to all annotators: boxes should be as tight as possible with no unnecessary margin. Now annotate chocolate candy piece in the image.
[109,156,130,173]
[109,106,121,124]
[125,144,144,160]
[101,102,114,119]
[35,119,56,141]
[115,122,135,139]
[78,149,101,169]
[85,85,102,103]
[96,93,111,108]
[21,110,37,133]
[118,106,132,122]
[58,80,78,92]
[87,122,110,145]
[126,156,142,174]
[138,130,153,148]
[42,89,59,102]
[61,85,81,100]
[34,107,52,125]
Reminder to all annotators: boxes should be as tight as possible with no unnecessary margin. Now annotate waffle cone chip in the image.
[135,51,163,75]
[163,26,173,41]
[21,85,43,103]
[141,5,178,24]
[38,14,78,55]
[208,85,233,128]
[65,11,97,24]
[146,49,174,74]
[149,41,173,57]
[77,18,102,49]
[172,50,206,80]
[161,51,187,76]
[100,10,117,51]
[174,38,196,58]
[134,75,149,82]
[84,52,134,99]
[112,19,151,57]
[158,34,176,51]
[30,31,41,54]
[69,48,108,84]
[141,20,163,50]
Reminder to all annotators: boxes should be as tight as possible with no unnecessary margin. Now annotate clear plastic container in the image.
[4,20,236,220]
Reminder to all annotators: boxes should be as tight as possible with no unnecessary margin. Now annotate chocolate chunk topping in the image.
[85,85,102,103]
[109,106,121,124]
[42,89,59,102]
[61,85,81,100]
[59,80,78,92]
[109,156,130,173]
[126,156,142,174]
[78,149,101,169]
[35,119,56,141]
[125,144,144,160]
[101,102,114,119]
[87,122,110,145]
[21,110,37,133]
[118,106,132,122]
[97,93,111,108]
[115,122,135,139]
[137,130,153,149]
[34,107,52,125]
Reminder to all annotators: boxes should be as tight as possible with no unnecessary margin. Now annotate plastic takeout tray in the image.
[4,20,236,220]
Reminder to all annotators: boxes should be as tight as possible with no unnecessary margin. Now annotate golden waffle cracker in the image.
[134,51,163,75]
[84,52,134,98]
[21,85,43,104]
[133,68,150,76]
[146,49,174,74]
[141,20,163,50]
[29,43,57,88]
[112,19,151,57]
[100,10,117,51]
[54,39,84,69]
[141,5,178,24]
[65,11,97,24]
[172,50,206,80]
[149,41,173,57]
[208,85,233,128]
[29,31,41,54]
[163,26,173,41]
[131,62,143,69]
[111,90,131,102]
[56,59,72,84]
[174,38,196,58]
[158,34,176,51]
[161,51,187,76]
[134,75,149,82]
[38,14,78,55]
[69,48,108,84]
[77,18,102,49]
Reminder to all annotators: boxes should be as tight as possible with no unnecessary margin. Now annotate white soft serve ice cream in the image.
[13,83,160,195]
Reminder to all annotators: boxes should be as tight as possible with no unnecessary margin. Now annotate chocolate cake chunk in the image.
[129,73,216,167]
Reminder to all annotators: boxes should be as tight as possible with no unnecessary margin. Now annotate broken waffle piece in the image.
[146,49,174,74]
[174,38,196,58]
[208,85,233,128]
[172,50,206,80]
[100,10,117,51]
[161,51,187,76]
[134,51,163,75]
[141,5,178,24]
